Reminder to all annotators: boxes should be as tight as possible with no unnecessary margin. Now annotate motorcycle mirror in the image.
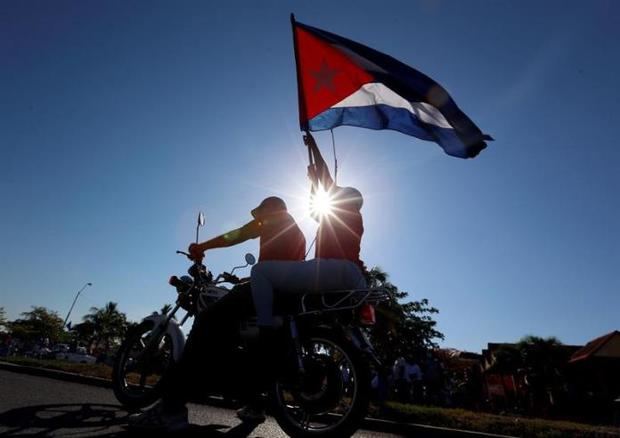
[245,253,256,266]
[231,253,257,275]
[195,211,206,244]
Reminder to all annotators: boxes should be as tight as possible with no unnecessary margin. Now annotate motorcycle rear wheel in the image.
[271,328,371,438]
[112,320,174,411]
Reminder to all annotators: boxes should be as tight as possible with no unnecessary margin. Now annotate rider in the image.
[245,132,367,403]
[129,196,305,431]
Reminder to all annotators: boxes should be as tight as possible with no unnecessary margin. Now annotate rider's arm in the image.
[304,132,334,191]
[304,133,334,223]
[190,220,260,256]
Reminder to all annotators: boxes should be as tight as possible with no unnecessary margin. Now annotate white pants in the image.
[250,258,366,326]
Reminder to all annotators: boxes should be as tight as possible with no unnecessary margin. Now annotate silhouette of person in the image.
[129,196,305,431]
[243,132,368,412]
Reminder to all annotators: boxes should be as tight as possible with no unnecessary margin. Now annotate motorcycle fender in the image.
[142,314,186,362]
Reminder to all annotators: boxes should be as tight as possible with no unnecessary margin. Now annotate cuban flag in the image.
[291,16,492,159]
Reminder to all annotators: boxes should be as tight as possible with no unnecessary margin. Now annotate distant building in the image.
[477,332,620,423]
[569,330,620,363]
[567,331,620,423]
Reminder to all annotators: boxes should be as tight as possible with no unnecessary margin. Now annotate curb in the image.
[0,360,113,389]
[359,417,515,437]
[0,361,514,437]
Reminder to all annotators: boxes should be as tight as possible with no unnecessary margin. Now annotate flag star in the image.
[311,59,340,92]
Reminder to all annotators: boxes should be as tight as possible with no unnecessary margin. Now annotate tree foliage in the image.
[8,306,66,344]
[489,335,569,414]
[490,344,522,374]
[490,336,565,378]
[516,335,566,392]
[69,320,96,349]
[366,267,444,365]
[82,302,128,352]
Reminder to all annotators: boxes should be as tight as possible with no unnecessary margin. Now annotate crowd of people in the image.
[370,351,484,412]
[371,354,446,405]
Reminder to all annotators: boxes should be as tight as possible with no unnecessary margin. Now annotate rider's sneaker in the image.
[236,403,266,423]
[127,401,190,432]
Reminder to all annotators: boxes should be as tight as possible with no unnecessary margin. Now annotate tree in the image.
[486,336,568,415]
[366,267,444,366]
[69,320,96,349]
[8,306,66,345]
[160,304,173,315]
[516,335,566,415]
[517,335,564,375]
[488,344,522,374]
[83,302,128,353]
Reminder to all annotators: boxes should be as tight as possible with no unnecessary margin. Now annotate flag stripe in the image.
[331,83,453,129]
[308,105,475,158]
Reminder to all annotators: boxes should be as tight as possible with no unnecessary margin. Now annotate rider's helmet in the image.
[334,187,363,211]
[251,196,288,219]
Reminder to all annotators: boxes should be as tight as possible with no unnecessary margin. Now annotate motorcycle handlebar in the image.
[175,250,246,284]
[214,272,241,285]
[176,250,204,264]
[223,272,240,284]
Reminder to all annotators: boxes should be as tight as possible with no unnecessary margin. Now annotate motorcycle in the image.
[112,212,390,437]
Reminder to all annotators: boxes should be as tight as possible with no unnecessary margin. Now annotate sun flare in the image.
[310,188,334,218]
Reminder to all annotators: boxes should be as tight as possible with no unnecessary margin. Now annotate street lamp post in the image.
[63,282,92,328]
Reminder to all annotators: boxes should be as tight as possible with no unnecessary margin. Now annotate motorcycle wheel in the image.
[271,328,371,438]
[112,320,174,411]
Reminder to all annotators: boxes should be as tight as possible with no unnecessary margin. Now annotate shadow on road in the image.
[0,403,260,437]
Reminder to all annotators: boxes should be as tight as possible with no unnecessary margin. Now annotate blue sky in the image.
[1,0,618,352]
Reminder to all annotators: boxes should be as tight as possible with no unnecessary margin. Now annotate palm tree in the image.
[516,335,565,415]
[83,302,128,354]
[490,345,522,374]
[70,320,96,349]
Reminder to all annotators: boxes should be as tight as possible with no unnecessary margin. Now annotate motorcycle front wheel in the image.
[112,320,174,411]
[271,328,371,438]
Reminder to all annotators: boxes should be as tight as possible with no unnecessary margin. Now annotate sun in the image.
[309,187,334,218]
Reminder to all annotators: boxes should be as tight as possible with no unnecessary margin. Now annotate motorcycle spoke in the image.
[139,371,148,388]
[276,335,365,434]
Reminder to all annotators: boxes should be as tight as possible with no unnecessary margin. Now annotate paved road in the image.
[0,369,405,437]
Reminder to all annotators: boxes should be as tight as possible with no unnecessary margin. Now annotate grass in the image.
[1,356,160,385]
[3,356,620,437]
[382,401,620,438]
[2,356,113,380]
